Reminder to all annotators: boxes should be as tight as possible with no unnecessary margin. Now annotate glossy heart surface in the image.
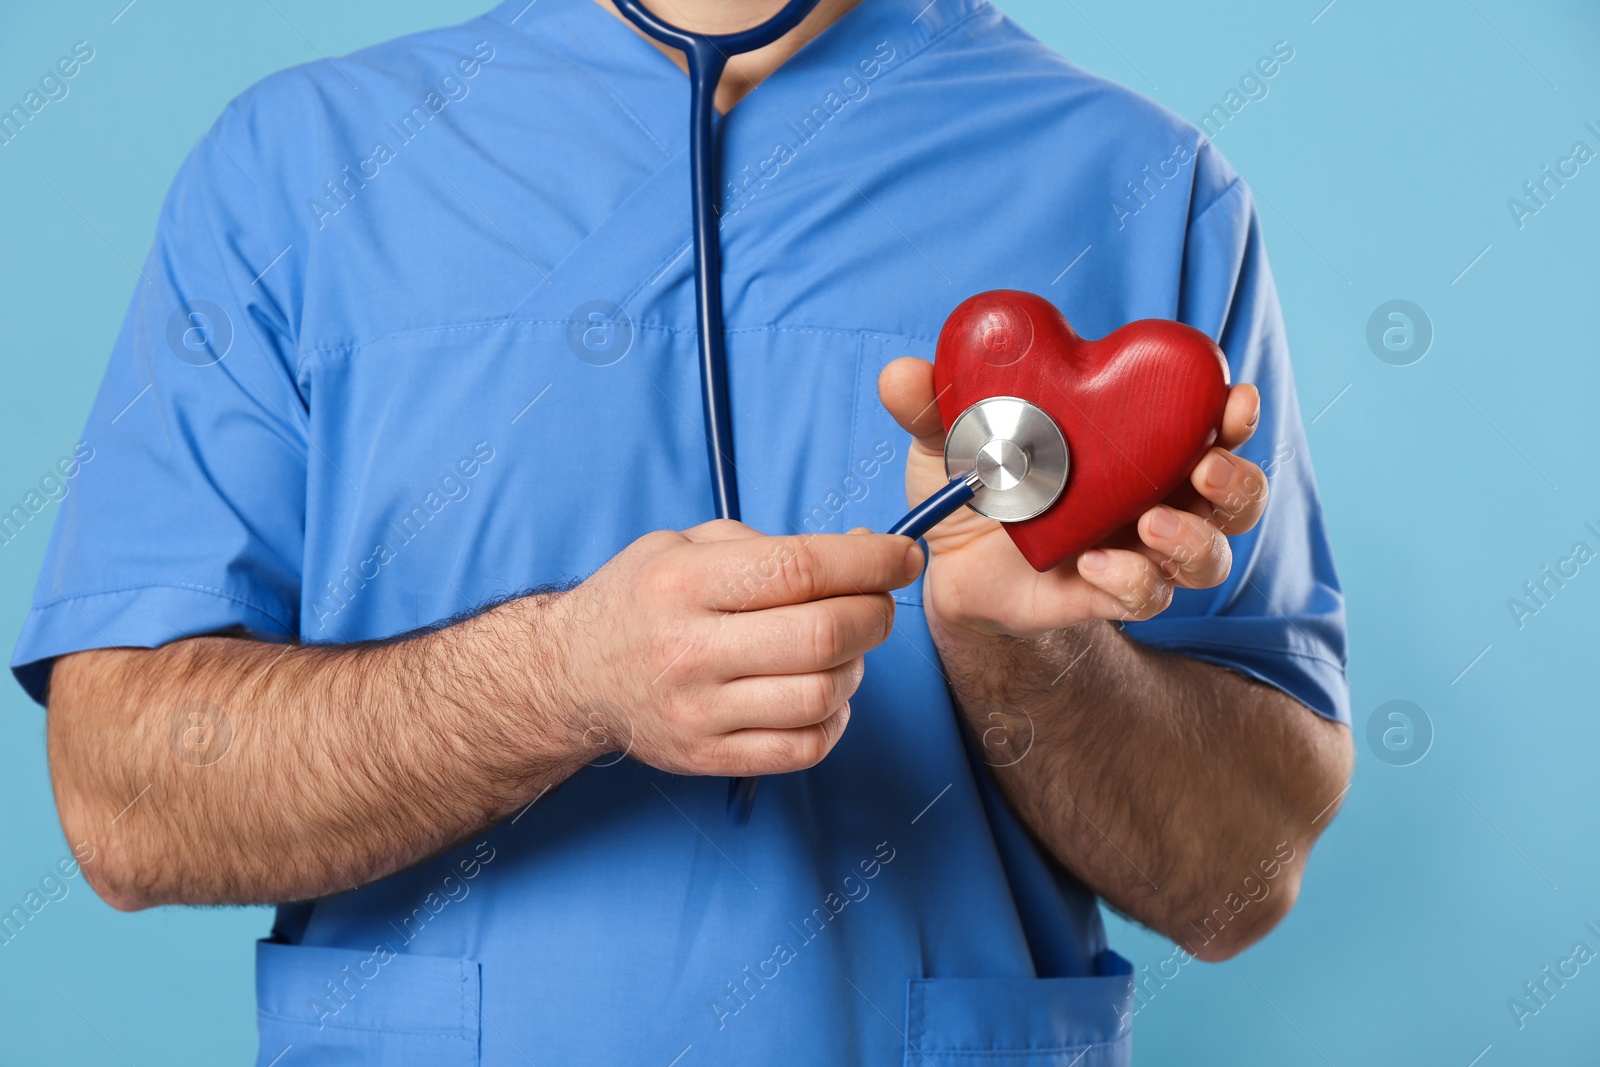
[934,290,1231,572]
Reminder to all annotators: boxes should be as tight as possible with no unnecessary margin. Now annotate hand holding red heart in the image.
[877,299,1269,641]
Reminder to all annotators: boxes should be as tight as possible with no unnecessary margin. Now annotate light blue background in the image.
[2,1,1596,1063]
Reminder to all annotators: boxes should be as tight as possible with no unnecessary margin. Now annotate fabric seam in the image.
[27,582,294,632]
[1189,174,1249,232]
[297,2,991,361]
[255,1010,475,1038]
[481,10,671,157]
[1130,633,1346,673]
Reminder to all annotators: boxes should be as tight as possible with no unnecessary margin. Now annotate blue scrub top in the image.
[13,0,1348,1063]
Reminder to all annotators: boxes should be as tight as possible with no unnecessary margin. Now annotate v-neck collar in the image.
[484,0,995,154]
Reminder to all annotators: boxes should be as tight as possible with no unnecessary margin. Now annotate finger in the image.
[1136,505,1232,589]
[715,595,894,676]
[698,533,922,612]
[1191,448,1269,536]
[1218,383,1260,452]
[716,658,865,731]
[877,357,947,456]
[1076,548,1174,622]
[682,518,762,543]
[708,704,851,775]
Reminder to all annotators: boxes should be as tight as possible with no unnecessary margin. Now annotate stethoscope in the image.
[610,0,1071,822]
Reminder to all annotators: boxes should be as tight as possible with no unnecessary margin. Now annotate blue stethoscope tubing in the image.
[610,0,825,521]
[610,0,831,824]
[609,0,979,824]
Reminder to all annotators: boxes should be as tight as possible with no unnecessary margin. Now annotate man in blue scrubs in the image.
[14,1,1353,1063]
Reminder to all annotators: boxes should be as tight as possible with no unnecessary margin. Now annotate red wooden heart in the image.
[934,290,1231,572]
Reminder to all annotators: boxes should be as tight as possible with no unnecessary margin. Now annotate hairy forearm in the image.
[48,595,587,910]
[931,617,1353,960]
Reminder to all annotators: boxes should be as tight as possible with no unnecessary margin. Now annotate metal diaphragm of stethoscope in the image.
[887,396,1070,541]
[608,0,1071,823]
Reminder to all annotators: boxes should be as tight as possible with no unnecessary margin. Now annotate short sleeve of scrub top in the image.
[1121,173,1349,725]
[12,110,307,705]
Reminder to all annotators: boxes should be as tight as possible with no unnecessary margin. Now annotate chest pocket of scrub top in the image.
[905,961,1135,1067]
[849,332,938,607]
[254,941,481,1066]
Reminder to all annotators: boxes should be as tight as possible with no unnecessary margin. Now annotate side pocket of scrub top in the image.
[254,941,481,1067]
[904,952,1135,1067]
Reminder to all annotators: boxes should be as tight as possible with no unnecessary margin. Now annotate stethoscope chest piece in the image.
[943,396,1069,522]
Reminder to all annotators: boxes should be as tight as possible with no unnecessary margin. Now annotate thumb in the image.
[878,357,948,457]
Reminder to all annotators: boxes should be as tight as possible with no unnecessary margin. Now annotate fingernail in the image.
[1149,507,1181,539]
[1205,453,1234,489]
[904,542,926,576]
[1080,549,1109,573]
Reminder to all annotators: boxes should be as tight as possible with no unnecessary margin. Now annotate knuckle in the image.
[871,595,896,643]
[1143,585,1174,617]
[777,539,823,602]
[1242,475,1270,517]
[1164,532,1200,572]
[1172,521,1227,580]
[636,529,685,555]
[809,609,849,666]
[821,703,851,751]
[795,674,835,724]
[1120,565,1172,619]
[790,725,829,770]
[641,556,691,605]
[1203,528,1233,577]
[838,658,866,701]
[1151,580,1175,614]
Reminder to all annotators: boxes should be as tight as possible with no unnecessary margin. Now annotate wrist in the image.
[924,590,996,657]
[928,603,1111,688]
[442,592,594,791]
[922,561,999,648]
[922,554,1093,644]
